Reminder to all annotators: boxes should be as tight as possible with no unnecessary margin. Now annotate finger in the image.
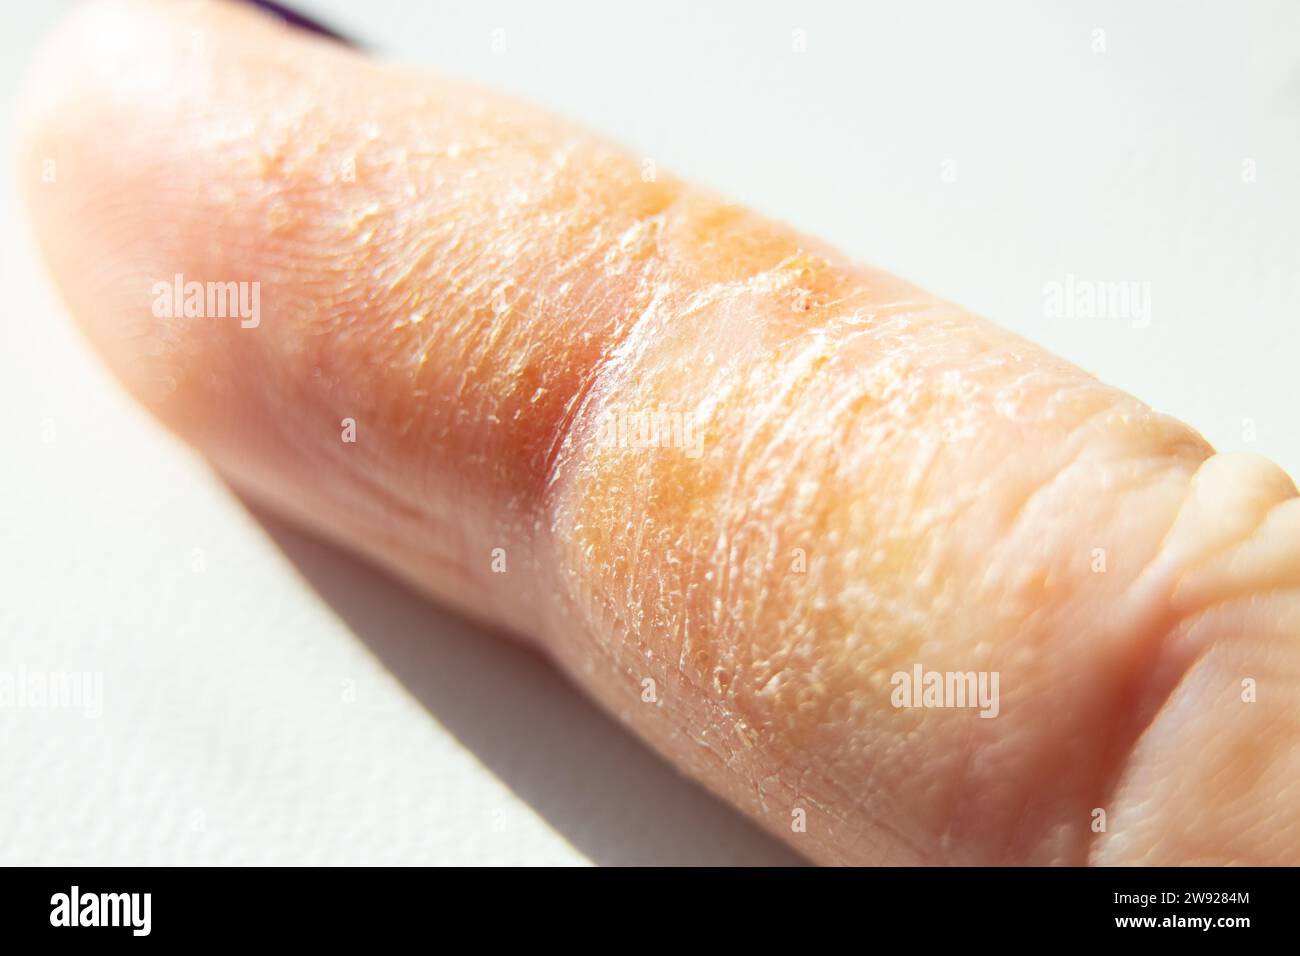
[21,0,1300,865]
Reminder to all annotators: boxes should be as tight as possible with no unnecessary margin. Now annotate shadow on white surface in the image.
[251,508,805,867]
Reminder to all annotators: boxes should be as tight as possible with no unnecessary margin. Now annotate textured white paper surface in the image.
[2,0,1296,865]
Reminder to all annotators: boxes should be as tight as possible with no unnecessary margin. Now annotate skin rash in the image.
[20,0,1300,865]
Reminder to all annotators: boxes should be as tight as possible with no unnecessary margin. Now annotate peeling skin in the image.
[545,234,1214,863]
[21,0,1300,865]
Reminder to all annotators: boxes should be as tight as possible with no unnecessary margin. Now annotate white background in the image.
[1,0,1295,865]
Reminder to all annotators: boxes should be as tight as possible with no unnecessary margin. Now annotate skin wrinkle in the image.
[1084,621,1220,864]
[1126,462,1296,627]
[561,295,1216,863]
[964,462,1187,860]
[1089,591,1300,864]
[1177,502,1300,609]
[997,406,1128,537]
[540,260,677,499]
[1070,456,1299,863]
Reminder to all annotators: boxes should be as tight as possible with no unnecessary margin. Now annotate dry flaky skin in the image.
[21,0,1300,864]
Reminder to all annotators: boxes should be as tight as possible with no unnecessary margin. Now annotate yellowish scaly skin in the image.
[21,0,1300,864]
[544,208,1215,864]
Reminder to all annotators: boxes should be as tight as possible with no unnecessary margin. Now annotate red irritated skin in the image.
[20,0,1300,865]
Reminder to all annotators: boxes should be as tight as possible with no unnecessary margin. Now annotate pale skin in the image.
[19,0,1300,865]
